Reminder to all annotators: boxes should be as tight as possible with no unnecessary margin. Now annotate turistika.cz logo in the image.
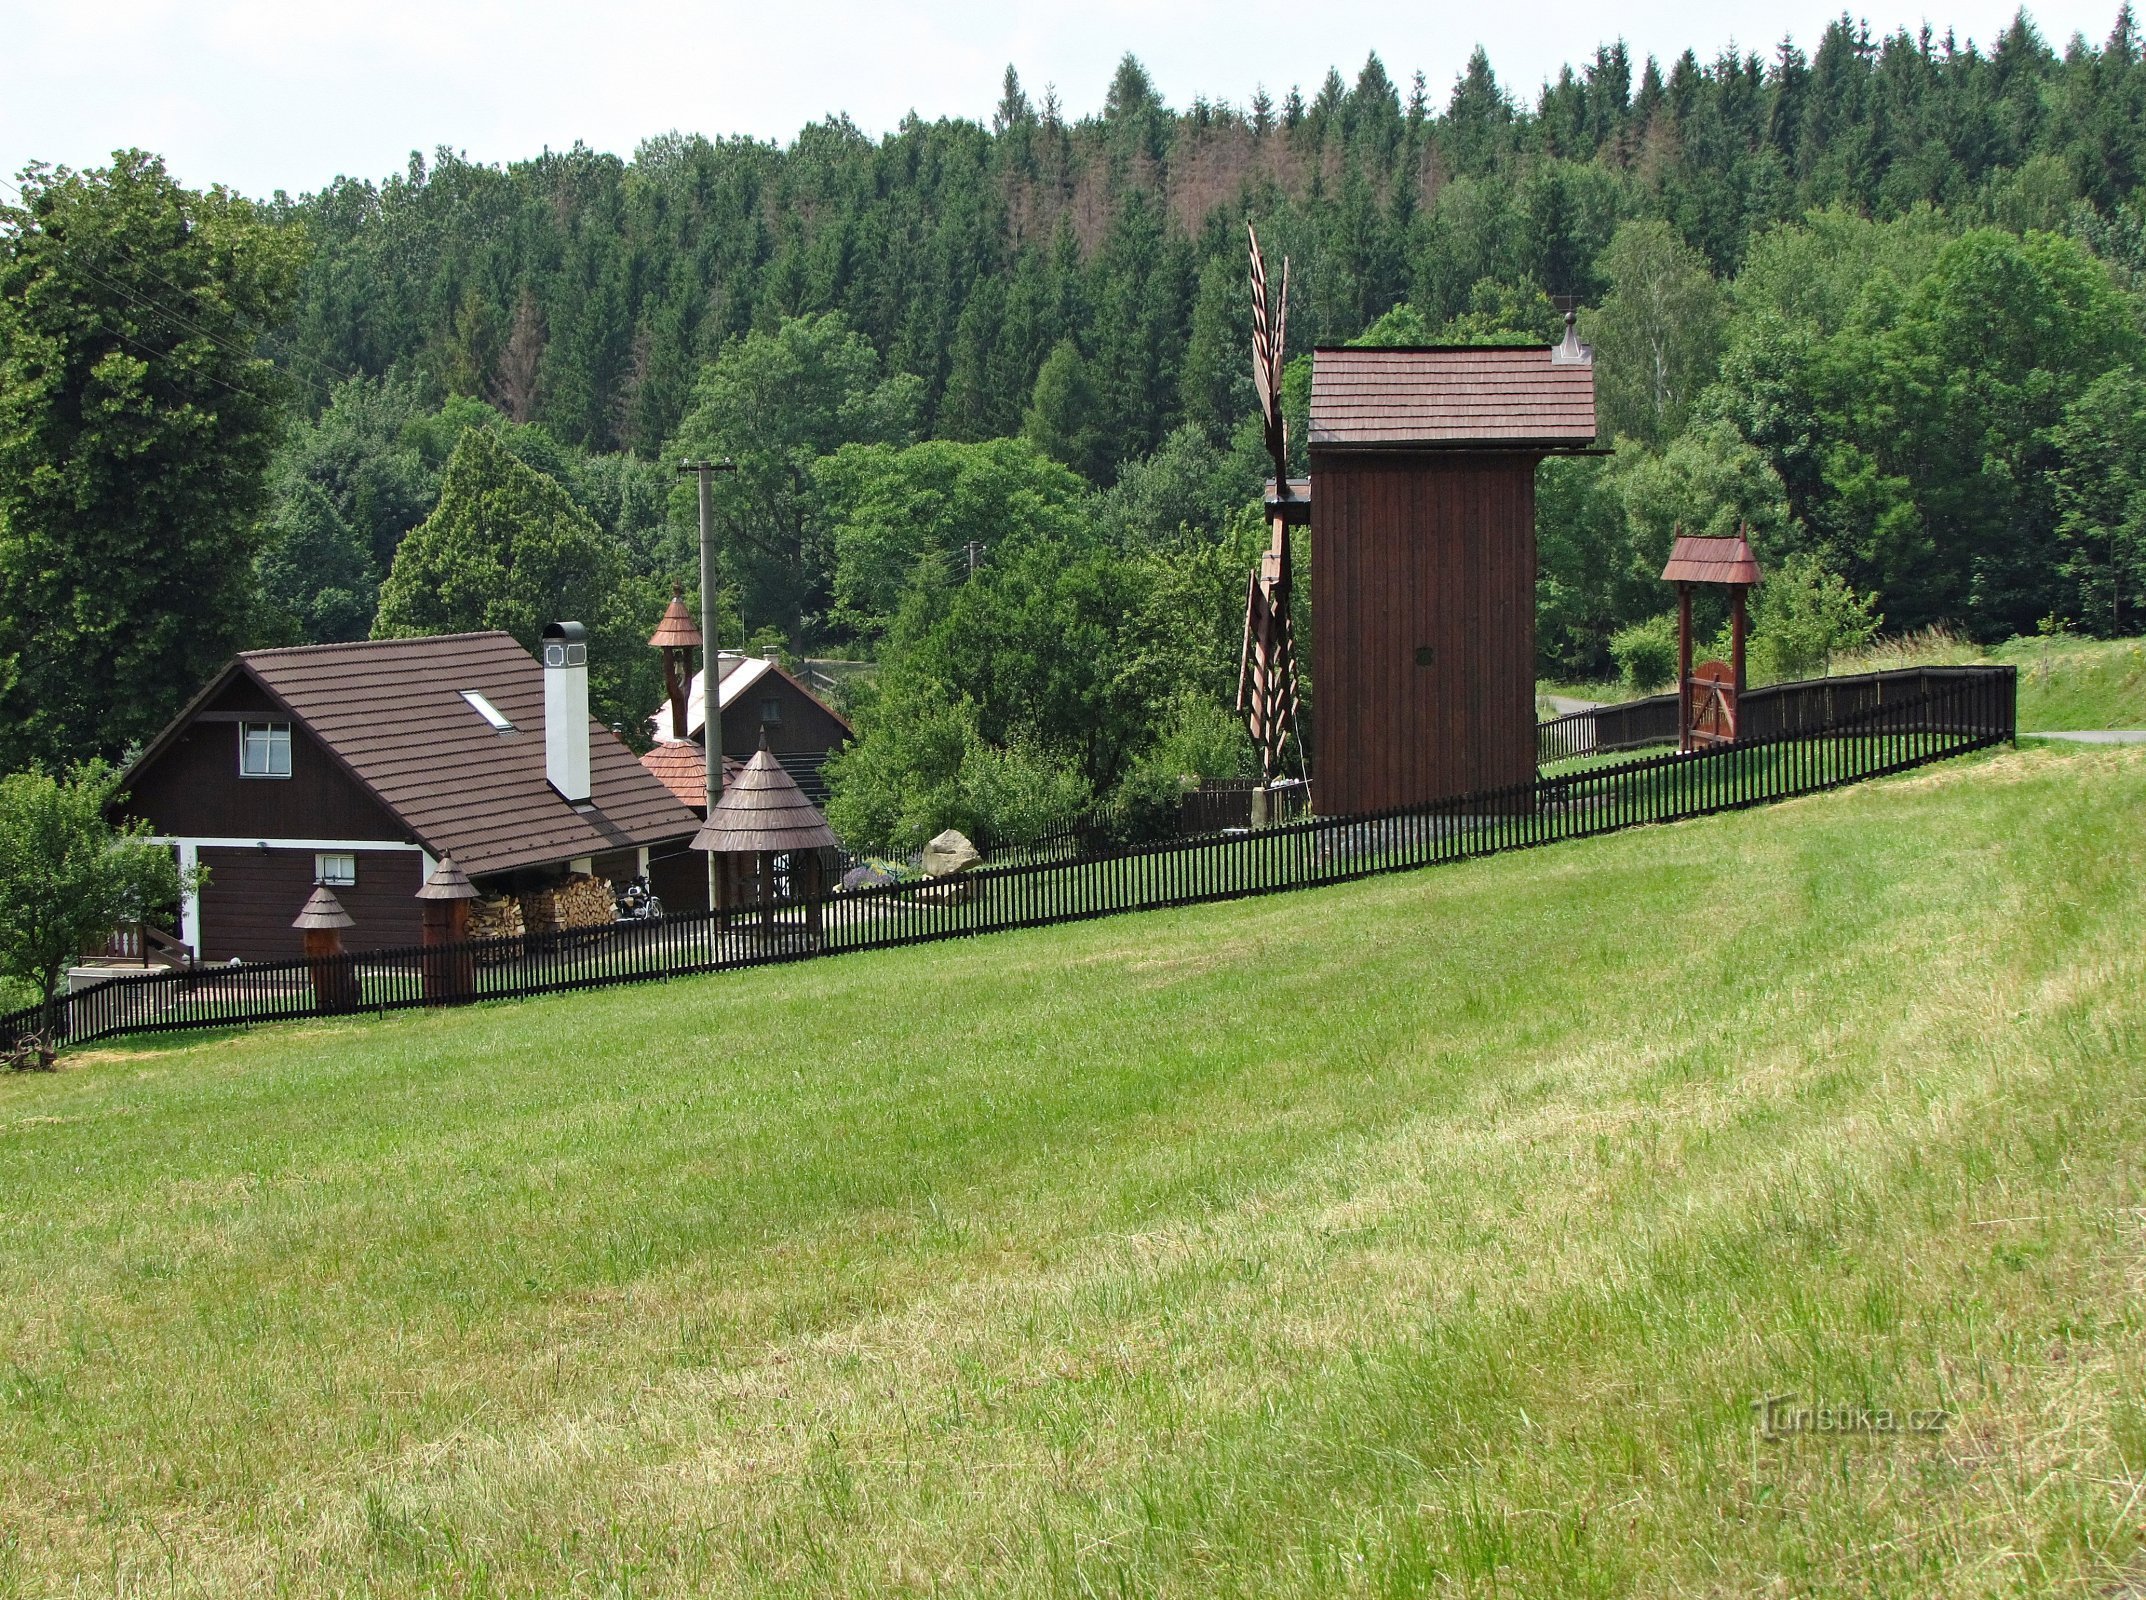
[1752,1393,1951,1441]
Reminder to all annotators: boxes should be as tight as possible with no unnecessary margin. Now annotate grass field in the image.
[1542,631,2146,731]
[3,743,2143,1596]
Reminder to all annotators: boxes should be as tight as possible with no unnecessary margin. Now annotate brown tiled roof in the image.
[638,741,744,813]
[692,745,841,854]
[228,633,699,879]
[1308,346,1598,449]
[1661,534,1763,586]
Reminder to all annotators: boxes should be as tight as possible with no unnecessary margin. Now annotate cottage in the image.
[120,629,700,962]
[646,653,852,805]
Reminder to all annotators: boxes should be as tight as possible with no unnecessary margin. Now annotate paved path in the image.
[2022,730,2146,743]
[1541,695,1606,717]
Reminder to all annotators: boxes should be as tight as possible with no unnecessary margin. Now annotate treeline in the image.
[280,13,2146,466]
[9,15,2146,853]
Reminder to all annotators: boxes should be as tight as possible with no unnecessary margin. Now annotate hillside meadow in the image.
[1,743,2142,1596]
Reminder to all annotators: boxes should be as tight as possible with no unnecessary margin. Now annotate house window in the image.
[238,722,291,778]
[315,853,357,887]
[759,696,783,726]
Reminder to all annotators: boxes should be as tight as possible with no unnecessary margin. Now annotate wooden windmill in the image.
[1237,223,1305,788]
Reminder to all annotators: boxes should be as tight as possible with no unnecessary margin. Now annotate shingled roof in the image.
[691,744,841,855]
[1308,346,1599,450]
[1661,534,1763,587]
[132,633,699,879]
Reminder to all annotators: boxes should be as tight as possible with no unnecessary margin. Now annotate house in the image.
[634,594,853,915]
[647,653,852,804]
[120,628,700,962]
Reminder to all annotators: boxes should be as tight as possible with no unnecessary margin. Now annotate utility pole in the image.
[679,458,737,908]
[963,539,986,578]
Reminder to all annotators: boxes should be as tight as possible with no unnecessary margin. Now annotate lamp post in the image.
[679,458,737,910]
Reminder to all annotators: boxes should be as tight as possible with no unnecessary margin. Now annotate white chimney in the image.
[541,621,592,806]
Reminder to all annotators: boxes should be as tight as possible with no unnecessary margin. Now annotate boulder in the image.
[921,829,981,878]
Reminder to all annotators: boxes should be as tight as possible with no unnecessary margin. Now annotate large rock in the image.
[921,829,981,878]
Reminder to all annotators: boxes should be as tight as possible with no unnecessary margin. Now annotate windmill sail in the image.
[1238,223,1303,788]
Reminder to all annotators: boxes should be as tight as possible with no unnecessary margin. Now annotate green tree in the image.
[0,762,192,1043]
[663,313,921,646]
[373,427,647,726]
[0,153,304,769]
[1746,552,1883,679]
[255,373,435,645]
[815,436,1088,641]
[1023,338,1106,481]
[2051,367,2146,635]
[1585,220,1723,444]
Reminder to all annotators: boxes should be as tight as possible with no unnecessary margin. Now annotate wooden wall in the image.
[197,846,424,963]
[1308,450,1541,816]
[125,675,410,843]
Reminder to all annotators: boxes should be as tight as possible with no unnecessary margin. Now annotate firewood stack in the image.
[519,873,617,935]
[466,894,525,942]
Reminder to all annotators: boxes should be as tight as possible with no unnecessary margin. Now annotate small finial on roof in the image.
[1551,297,1593,367]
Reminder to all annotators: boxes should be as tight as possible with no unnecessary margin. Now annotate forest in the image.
[7,11,2146,849]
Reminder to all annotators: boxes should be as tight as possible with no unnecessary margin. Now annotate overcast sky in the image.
[2,0,2128,200]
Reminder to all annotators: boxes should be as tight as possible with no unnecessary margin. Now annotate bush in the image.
[1610,613,1680,691]
[1749,554,1883,680]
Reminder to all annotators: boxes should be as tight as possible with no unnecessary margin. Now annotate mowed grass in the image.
[4,746,2144,1597]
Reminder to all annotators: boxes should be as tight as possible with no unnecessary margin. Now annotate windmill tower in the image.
[1236,224,1306,796]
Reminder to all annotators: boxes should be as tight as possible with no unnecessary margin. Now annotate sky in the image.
[2,0,2131,200]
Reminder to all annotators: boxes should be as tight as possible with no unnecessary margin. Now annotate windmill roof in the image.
[1308,345,1598,450]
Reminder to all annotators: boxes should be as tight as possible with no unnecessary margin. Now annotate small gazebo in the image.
[691,737,841,941]
[1661,530,1763,750]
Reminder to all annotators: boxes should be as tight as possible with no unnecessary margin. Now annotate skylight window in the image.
[460,690,516,733]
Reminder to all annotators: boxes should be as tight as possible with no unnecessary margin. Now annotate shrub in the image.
[1610,613,1681,691]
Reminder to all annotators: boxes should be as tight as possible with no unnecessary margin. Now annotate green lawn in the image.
[4,744,2143,1597]
[1544,631,2146,731]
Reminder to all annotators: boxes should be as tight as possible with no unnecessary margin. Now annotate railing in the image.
[5,666,2015,1053]
[91,923,194,970]
[1537,666,2005,767]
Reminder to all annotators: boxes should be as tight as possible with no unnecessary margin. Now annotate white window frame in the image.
[238,722,292,779]
[315,852,357,887]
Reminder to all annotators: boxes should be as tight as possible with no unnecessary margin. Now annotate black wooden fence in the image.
[1537,665,2006,766]
[7,665,2015,1052]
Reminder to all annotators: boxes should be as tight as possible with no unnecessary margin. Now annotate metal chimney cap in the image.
[541,620,588,668]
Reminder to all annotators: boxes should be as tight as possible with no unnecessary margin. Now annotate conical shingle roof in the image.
[291,885,356,929]
[415,855,480,901]
[648,585,703,649]
[692,742,841,854]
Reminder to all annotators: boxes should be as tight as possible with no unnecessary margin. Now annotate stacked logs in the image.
[466,895,525,942]
[519,874,617,936]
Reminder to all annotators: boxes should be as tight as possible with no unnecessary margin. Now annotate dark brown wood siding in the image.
[1308,449,1540,816]
[196,847,424,963]
[646,840,710,915]
[123,677,411,844]
[716,673,850,802]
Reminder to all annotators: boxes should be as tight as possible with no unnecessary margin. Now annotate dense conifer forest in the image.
[9,12,2146,845]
